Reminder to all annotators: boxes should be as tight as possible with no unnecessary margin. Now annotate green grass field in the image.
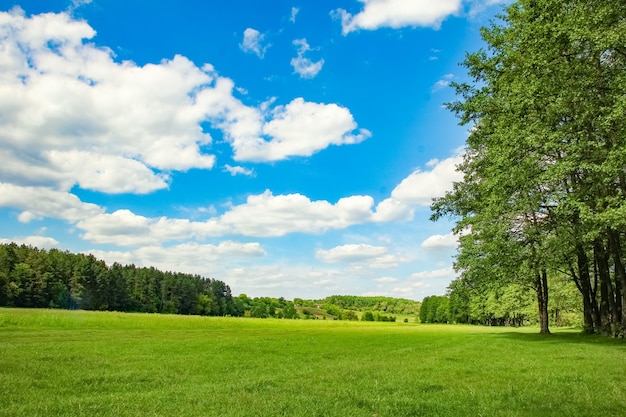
[1,308,624,417]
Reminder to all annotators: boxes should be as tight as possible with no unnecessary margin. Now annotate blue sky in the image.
[0,0,507,300]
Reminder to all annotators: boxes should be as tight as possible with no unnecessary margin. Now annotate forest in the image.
[419,273,581,328]
[0,242,421,321]
[431,0,626,336]
[0,242,240,316]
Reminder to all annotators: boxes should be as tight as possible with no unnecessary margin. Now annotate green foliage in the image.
[419,296,449,324]
[440,271,582,327]
[281,303,298,319]
[432,0,626,335]
[321,295,420,315]
[0,243,239,317]
[361,311,375,321]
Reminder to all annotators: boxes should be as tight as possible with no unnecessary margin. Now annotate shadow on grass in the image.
[492,329,626,346]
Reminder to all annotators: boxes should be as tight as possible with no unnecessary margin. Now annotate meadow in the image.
[1,308,624,417]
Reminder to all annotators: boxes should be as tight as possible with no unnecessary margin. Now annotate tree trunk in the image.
[576,243,597,333]
[594,238,616,334]
[608,229,626,336]
[536,269,550,334]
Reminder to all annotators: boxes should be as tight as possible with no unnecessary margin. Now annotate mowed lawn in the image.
[1,309,624,417]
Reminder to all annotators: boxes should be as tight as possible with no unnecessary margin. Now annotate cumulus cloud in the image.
[0,10,215,194]
[16,150,463,246]
[45,151,170,194]
[250,98,371,161]
[0,10,368,197]
[410,267,456,281]
[374,276,399,283]
[223,164,255,177]
[194,82,369,163]
[290,39,324,79]
[70,190,376,245]
[0,235,60,249]
[372,198,413,222]
[223,264,348,299]
[87,241,266,276]
[0,183,103,223]
[240,28,269,58]
[391,155,463,206]
[1,180,424,248]
[316,244,410,270]
[2,154,462,250]
[316,244,388,263]
[218,191,375,237]
[368,267,456,299]
[334,0,461,34]
[421,232,458,248]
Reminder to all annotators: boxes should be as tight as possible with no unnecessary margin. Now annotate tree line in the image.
[0,243,239,316]
[0,243,421,322]
[420,273,582,327]
[292,295,421,322]
[431,0,626,335]
[316,295,421,315]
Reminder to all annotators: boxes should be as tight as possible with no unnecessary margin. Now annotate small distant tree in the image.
[282,303,299,319]
[341,310,359,321]
[361,311,375,321]
[250,300,269,318]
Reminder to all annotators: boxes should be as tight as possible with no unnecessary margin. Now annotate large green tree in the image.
[432,0,626,335]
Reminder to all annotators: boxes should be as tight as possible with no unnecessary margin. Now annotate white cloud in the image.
[409,267,455,280]
[29,148,463,245]
[374,276,399,283]
[248,98,371,161]
[421,232,458,248]
[467,0,509,18]
[0,235,60,249]
[70,0,93,9]
[290,7,299,23]
[431,74,454,93]
[0,182,419,248]
[223,164,255,177]
[87,241,266,276]
[429,48,442,60]
[0,10,216,194]
[367,268,456,300]
[77,210,153,245]
[195,82,369,163]
[431,79,450,92]
[1,154,462,250]
[0,10,368,196]
[219,191,375,237]
[316,244,388,263]
[372,198,413,222]
[71,190,375,245]
[17,211,42,223]
[316,244,410,271]
[334,0,461,34]
[290,38,324,79]
[223,264,347,299]
[45,150,170,194]
[0,183,103,223]
[391,155,463,206]
[240,28,269,58]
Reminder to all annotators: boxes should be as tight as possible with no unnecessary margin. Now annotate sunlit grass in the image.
[1,308,624,417]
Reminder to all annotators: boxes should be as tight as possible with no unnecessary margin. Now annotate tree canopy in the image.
[0,243,240,316]
[432,0,626,335]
